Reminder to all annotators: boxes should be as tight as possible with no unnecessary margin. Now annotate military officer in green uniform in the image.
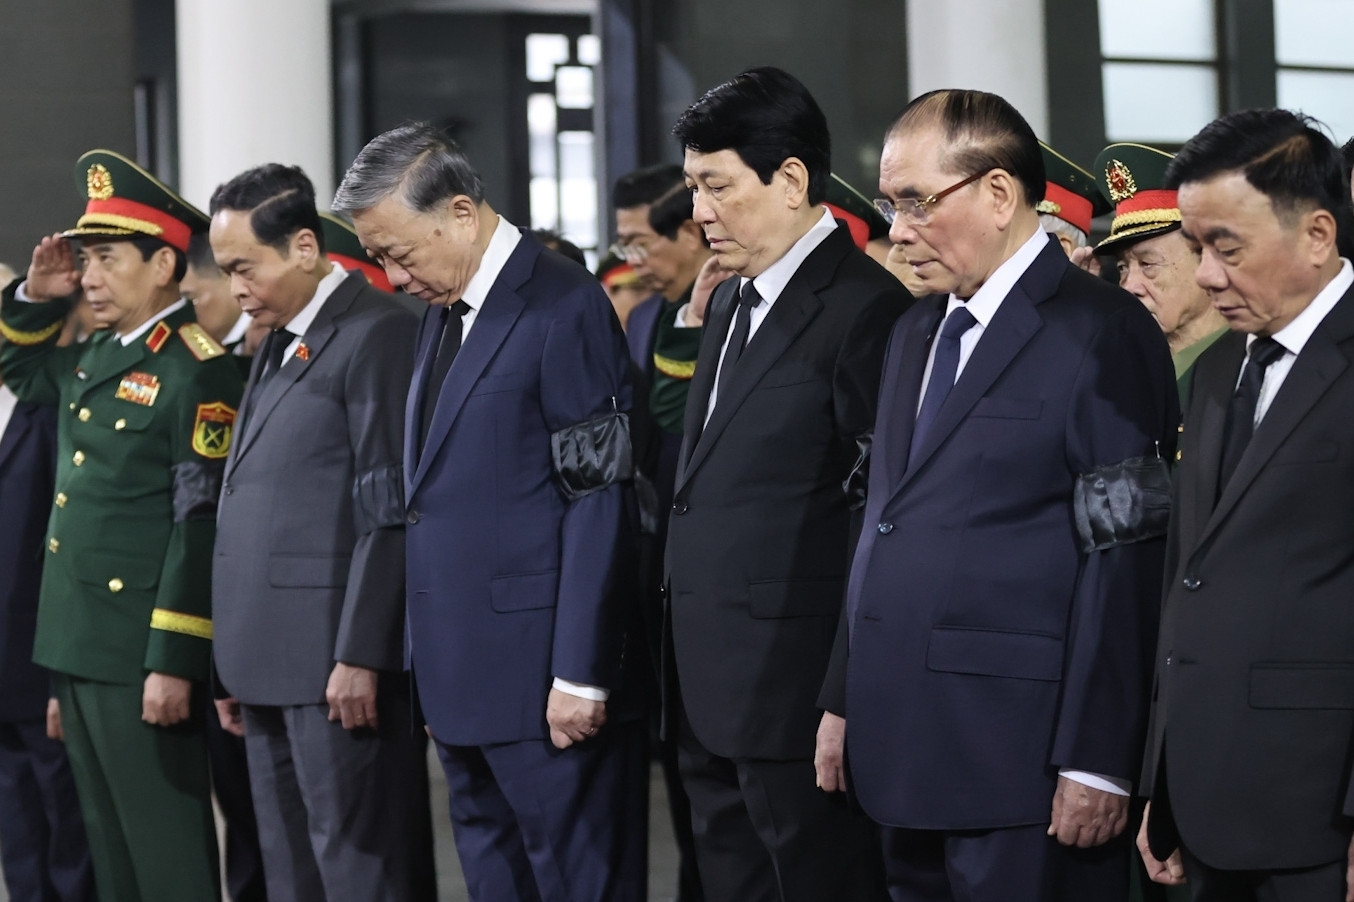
[1037,141,1112,267]
[1094,143,1227,405]
[0,149,241,902]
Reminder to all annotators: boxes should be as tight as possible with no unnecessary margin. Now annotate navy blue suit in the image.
[404,231,644,901]
[842,239,1177,901]
[0,397,95,902]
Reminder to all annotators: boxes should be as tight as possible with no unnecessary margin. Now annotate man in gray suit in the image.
[207,164,428,902]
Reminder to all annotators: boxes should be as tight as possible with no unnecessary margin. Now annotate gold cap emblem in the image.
[87,163,115,201]
[1106,159,1137,203]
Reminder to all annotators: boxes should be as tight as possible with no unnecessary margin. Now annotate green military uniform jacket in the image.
[1174,326,1229,408]
[0,286,242,685]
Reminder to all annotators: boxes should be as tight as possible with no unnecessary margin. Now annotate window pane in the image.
[526,33,569,83]
[558,132,597,250]
[1103,62,1218,142]
[1277,70,1354,143]
[527,94,557,179]
[530,177,559,230]
[577,34,601,66]
[1275,0,1354,68]
[555,66,594,109]
[1099,0,1215,60]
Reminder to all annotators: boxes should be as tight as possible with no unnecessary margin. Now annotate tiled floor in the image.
[0,751,684,902]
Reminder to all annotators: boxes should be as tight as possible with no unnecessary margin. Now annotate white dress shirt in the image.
[275,265,349,362]
[1246,258,1353,425]
[703,208,840,421]
[916,227,1048,408]
[0,384,17,444]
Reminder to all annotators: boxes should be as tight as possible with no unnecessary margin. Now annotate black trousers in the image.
[1179,845,1346,902]
[676,709,887,902]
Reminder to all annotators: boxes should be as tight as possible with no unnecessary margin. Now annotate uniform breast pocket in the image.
[98,402,157,433]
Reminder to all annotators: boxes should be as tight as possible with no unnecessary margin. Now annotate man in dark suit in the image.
[0,373,95,902]
[335,122,643,902]
[208,164,430,902]
[1137,110,1354,902]
[664,66,908,902]
[841,89,1177,902]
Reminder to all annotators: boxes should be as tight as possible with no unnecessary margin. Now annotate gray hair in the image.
[332,122,486,214]
[1039,212,1088,250]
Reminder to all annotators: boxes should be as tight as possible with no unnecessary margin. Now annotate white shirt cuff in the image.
[14,280,35,302]
[1058,769,1131,796]
[551,677,609,702]
[673,302,698,328]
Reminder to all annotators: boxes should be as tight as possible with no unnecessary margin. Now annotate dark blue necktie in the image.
[911,305,977,456]
[1217,336,1284,496]
[420,300,472,449]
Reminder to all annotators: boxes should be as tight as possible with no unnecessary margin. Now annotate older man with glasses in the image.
[829,89,1178,902]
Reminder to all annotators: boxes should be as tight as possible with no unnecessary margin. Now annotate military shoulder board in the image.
[178,323,226,361]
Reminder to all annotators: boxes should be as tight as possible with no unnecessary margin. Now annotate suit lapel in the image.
[231,275,361,466]
[879,298,943,489]
[673,277,737,496]
[408,239,536,493]
[1177,333,1243,548]
[1199,298,1353,544]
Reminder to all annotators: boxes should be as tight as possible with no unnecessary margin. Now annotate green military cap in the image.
[1037,141,1111,235]
[1093,143,1180,255]
[825,172,889,249]
[64,149,208,252]
[319,211,393,292]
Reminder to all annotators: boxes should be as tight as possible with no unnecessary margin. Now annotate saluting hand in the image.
[25,234,82,301]
[143,672,192,726]
[683,255,734,327]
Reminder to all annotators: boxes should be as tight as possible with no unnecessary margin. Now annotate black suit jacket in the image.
[664,222,910,761]
[0,399,58,722]
[1145,280,1354,870]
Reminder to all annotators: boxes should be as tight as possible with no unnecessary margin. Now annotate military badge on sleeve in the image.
[191,401,236,459]
[116,372,161,406]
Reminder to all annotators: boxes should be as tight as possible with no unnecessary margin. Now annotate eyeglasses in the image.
[608,240,650,263]
[874,169,993,227]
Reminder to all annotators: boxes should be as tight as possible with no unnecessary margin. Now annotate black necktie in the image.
[715,281,761,406]
[420,300,472,449]
[256,329,290,387]
[1218,336,1285,495]
[911,305,977,456]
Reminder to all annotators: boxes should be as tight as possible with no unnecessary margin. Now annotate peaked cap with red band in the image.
[1036,141,1111,236]
[824,173,890,251]
[319,211,394,292]
[1093,142,1180,254]
[64,149,208,253]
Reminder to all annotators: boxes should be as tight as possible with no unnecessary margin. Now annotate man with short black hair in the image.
[1138,109,1354,902]
[843,89,1177,902]
[665,66,908,902]
[209,162,426,902]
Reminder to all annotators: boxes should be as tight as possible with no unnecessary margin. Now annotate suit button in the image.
[108,578,124,593]
[68,402,76,411]
[72,450,85,466]
[1166,655,1173,665]
[672,501,688,515]
[406,509,421,524]
[55,492,67,508]
[223,483,234,495]
[78,407,91,421]
[1182,576,1202,591]
[877,523,894,535]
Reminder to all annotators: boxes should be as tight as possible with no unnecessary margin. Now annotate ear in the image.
[1301,207,1337,266]
[779,157,811,210]
[985,169,1021,230]
[151,246,177,288]
[292,227,323,272]
[444,195,480,237]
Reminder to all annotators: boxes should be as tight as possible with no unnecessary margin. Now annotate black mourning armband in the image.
[841,431,873,512]
[352,463,406,533]
[172,460,225,522]
[1073,455,1172,553]
[551,409,633,500]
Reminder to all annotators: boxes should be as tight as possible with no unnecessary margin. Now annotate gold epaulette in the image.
[0,317,63,347]
[149,608,213,640]
[653,353,696,380]
[178,323,225,361]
